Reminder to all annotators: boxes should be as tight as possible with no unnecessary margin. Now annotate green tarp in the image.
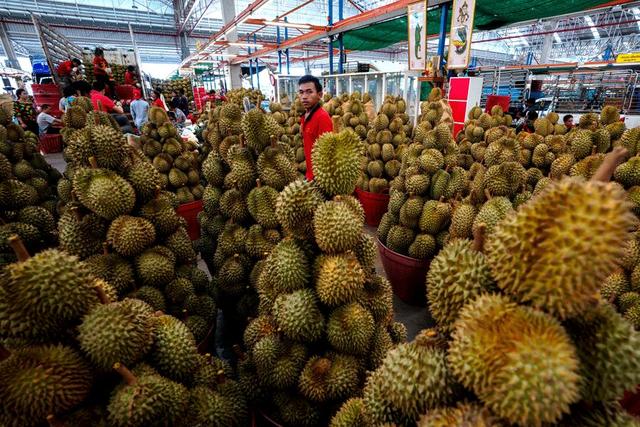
[342,0,614,51]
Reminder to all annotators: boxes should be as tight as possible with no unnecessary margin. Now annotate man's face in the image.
[565,118,573,127]
[299,82,321,110]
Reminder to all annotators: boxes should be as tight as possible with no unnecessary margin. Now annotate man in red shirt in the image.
[124,65,139,86]
[56,58,81,88]
[93,48,117,99]
[90,81,122,113]
[299,75,333,181]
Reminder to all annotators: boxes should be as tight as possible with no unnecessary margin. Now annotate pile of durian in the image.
[413,88,453,143]
[57,98,216,343]
[138,107,204,204]
[238,129,407,426]
[358,95,411,194]
[0,236,246,426]
[277,97,306,176]
[0,103,61,265]
[196,104,299,345]
[226,87,264,108]
[334,155,640,426]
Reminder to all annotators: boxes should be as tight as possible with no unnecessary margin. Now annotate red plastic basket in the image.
[377,238,429,306]
[39,134,63,154]
[176,199,203,241]
[355,188,390,227]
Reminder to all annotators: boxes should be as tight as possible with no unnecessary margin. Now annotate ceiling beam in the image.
[230,0,450,64]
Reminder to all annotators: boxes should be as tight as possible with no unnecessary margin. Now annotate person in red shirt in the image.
[299,75,333,181]
[124,65,139,86]
[56,58,81,88]
[151,90,167,109]
[90,81,134,133]
[93,48,117,99]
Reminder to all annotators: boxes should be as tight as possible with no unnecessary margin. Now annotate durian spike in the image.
[484,188,492,200]
[0,343,10,361]
[8,235,30,261]
[46,414,64,427]
[113,362,137,385]
[472,223,486,252]
[94,284,111,304]
[591,146,628,183]
[88,156,98,169]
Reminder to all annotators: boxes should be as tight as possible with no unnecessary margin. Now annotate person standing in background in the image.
[14,89,38,134]
[124,65,139,86]
[58,85,76,113]
[563,114,574,130]
[130,92,149,132]
[151,90,167,109]
[93,48,117,99]
[56,58,81,89]
[298,75,333,181]
[178,88,189,115]
[168,100,187,127]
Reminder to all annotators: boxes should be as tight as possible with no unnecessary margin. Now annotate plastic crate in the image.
[377,238,430,306]
[31,83,60,96]
[39,134,63,154]
[355,188,389,227]
[176,199,203,241]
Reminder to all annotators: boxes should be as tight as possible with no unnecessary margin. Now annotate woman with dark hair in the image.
[150,89,167,109]
[14,89,38,134]
[93,47,117,98]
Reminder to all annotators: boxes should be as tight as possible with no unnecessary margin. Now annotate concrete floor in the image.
[45,151,430,342]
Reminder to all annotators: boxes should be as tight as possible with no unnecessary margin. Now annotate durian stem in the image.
[270,135,277,147]
[88,156,98,169]
[591,146,628,183]
[102,242,109,256]
[215,369,227,384]
[154,186,161,199]
[182,309,189,320]
[232,344,246,360]
[70,206,82,222]
[472,223,486,252]
[95,101,103,121]
[8,235,30,261]
[94,285,110,304]
[46,414,64,427]
[113,363,137,385]
[255,179,262,188]
[484,188,492,200]
[0,343,10,361]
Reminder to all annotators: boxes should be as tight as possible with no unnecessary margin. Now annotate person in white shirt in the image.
[130,93,149,132]
[58,85,76,113]
[168,100,187,127]
[37,104,62,135]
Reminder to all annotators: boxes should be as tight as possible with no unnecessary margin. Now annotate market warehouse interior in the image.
[1,0,640,425]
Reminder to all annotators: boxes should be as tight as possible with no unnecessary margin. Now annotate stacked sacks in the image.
[339,157,640,425]
[358,96,409,194]
[196,106,296,349]
[0,237,245,426]
[57,109,215,344]
[139,107,204,204]
[0,111,61,264]
[239,128,405,426]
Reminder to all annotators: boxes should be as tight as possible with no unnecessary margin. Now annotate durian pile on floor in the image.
[0,101,61,264]
[226,87,264,108]
[378,102,640,260]
[56,97,216,343]
[358,95,411,194]
[276,97,306,176]
[238,128,407,426]
[196,104,298,346]
[0,236,245,426]
[138,107,204,204]
[333,152,640,426]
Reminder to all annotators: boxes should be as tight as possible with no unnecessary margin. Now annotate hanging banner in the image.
[447,0,476,70]
[407,1,427,71]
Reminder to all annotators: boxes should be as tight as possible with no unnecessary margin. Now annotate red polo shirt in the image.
[90,90,115,112]
[301,103,333,181]
[57,60,73,76]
